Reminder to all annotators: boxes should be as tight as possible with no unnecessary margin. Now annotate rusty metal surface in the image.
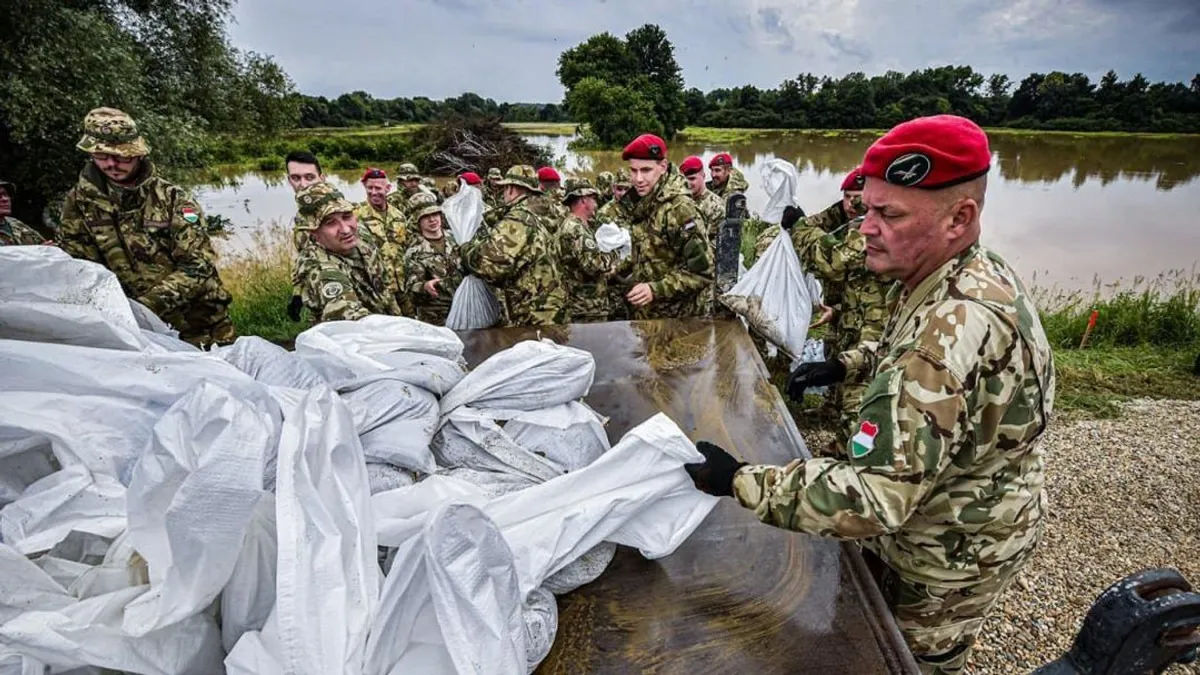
[459,319,919,674]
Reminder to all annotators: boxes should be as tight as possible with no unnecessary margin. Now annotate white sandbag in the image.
[128,299,177,338]
[295,316,464,383]
[0,443,58,509]
[441,468,537,499]
[434,408,565,482]
[273,386,377,675]
[445,275,503,331]
[122,382,275,636]
[439,340,595,417]
[340,375,439,474]
[0,247,146,351]
[719,234,816,363]
[442,184,485,245]
[366,463,417,495]
[541,542,615,595]
[61,531,144,601]
[0,339,265,482]
[759,158,802,225]
[363,352,466,397]
[594,223,632,260]
[216,336,328,390]
[221,494,278,653]
[504,402,610,472]
[225,628,285,675]
[521,587,558,674]
[0,466,125,555]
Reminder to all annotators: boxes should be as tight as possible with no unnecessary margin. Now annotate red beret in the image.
[622,134,668,161]
[708,152,733,168]
[536,166,561,182]
[861,115,991,189]
[460,171,482,186]
[679,156,704,176]
[840,166,865,191]
[361,167,387,182]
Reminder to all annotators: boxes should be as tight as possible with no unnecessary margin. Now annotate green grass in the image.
[502,122,579,135]
[217,221,307,344]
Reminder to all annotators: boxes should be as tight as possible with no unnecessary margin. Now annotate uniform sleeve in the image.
[649,204,714,301]
[565,221,620,279]
[136,196,222,318]
[56,191,104,263]
[732,348,968,538]
[403,247,430,295]
[460,217,528,284]
[753,223,781,261]
[302,263,372,323]
[10,219,45,246]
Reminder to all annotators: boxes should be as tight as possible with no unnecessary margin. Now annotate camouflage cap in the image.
[613,168,631,187]
[487,167,503,180]
[420,176,437,190]
[416,203,443,220]
[397,163,421,180]
[407,191,438,210]
[295,182,355,229]
[76,107,150,158]
[561,178,599,204]
[495,165,543,193]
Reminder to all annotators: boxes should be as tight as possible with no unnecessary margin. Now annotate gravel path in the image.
[969,399,1200,674]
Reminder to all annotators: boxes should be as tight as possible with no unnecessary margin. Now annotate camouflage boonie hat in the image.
[496,165,543,193]
[596,171,614,193]
[420,176,437,190]
[397,163,421,180]
[76,107,150,158]
[613,168,631,187]
[407,191,437,210]
[295,182,355,229]
[487,167,503,181]
[415,203,443,220]
[561,178,599,204]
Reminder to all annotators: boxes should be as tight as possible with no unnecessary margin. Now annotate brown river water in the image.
[194,131,1200,292]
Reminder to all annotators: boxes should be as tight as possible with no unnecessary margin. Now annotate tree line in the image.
[295,92,569,128]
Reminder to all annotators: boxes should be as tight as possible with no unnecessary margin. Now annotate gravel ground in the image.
[969,399,1200,674]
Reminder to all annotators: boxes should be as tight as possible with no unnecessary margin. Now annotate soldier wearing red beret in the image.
[686,115,1056,675]
[706,152,749,198]
[618,134,714,318]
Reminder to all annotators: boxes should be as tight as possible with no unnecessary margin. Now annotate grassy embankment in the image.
[217,223,1200,418]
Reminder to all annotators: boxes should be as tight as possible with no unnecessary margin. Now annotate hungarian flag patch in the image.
[181,206,199,224]
[851,421,878,459]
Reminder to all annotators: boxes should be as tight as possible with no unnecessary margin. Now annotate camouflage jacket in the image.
[58,161,232,336]
[354,200,408,272]
[691,189,726,240]
[0,216,43,246]
[790,220,890,349]
[557,213,620,321]
[291,211,317,252]
[460,194,567,326]
[526,193,568,225]
[296,238,401,324]
[624,166,715,319]
[596,195,633,227]
[733,243,1056,586]
[387,185,439,215]
[708,166,750,198]
[403,232,463,325]
[753,200,851,259]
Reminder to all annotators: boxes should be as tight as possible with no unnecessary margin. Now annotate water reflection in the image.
[193,131,1200,291]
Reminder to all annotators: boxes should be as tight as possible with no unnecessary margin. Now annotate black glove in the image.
[780,205,803,231]
[684,441,747,498]
[786,359,847,400]
[286,294,303,322]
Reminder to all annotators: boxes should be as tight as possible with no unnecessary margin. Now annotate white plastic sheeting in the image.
[442,185,503,330]
[759,158,802,225]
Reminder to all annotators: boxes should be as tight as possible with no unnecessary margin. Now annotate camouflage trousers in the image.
[178,314,237,348]
[865,548,1034,675]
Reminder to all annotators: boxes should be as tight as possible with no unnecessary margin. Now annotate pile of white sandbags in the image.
[0,247,718,675]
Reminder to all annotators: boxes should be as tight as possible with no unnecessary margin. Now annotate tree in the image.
[564,77,662,147]
[623,24,688,137]
[556,33,636,91]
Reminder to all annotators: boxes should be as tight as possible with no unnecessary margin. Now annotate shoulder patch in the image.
[850,420,878,459]
[180,206,200,224]
[321,281,345,299]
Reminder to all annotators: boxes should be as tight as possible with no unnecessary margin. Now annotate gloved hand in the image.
[786,359,847,400]
[287,294,303,322]
[684,441,747,497]
[781,205,803,231]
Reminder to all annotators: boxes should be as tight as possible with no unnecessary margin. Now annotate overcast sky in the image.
[229,0,1200,102]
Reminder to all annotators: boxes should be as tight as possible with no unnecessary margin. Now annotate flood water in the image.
[193,130,1200,291]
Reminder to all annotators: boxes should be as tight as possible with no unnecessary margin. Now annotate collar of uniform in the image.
[80,158,156,201]
[890,242,983,329]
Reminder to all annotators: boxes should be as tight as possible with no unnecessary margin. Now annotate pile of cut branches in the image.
[412,116,553,176]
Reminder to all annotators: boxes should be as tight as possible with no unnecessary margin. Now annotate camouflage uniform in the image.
[708,165,749,198]
[754,200,853,260]
[789,220,892,443]
[293,183,401,324]
[404,227,462,326]
[527,188,568,225]
[1,217,43,246]
[732,243,1056,674]
[57,108,234,347]
[558,179,621,322]
[354,199,407,271]
[690,188,725,239]
[596,181,635,321]
[484,167,505,212]
[388,163,439,214]
[595,171,614,207]
[622,164,714,319]
[460,166,567,326]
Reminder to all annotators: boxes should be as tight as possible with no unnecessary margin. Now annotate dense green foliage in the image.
[0,0,298,222]
[295,92,568,127]
[557,24,688,146]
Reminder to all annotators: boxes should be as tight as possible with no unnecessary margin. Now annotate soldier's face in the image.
[684,171,706,196]
[419,213,443,238]
[402,178,421,194]
[540,181,559,192]
[314,211,360,255]
[578,196,598,220]
[612,185,629,200]
[91,153,141,184]
[843,191,865,217]
[363,178,390,208]
[286,162,323,193]
[629,159,667,197]
[710,164,729,186]
[860,179,968,287]
[0,189,11,217]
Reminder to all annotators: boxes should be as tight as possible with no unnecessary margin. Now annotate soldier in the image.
[484,167,504,209]
[388,162,437,214]
[57,107,235,347]
[596,168,633,227]
[285,150,326,320]
[557,178,621,322]
[405,191,439,241]
[755,166,869,258]
[679,156,725,236]
[684,115,1056,675]
[354,167,410,315]
[527,166,567,224]
[620,134,714,319]
[595,171,614,207]
[294,182,401,324]
[707,152,750,198]
[404,200,463,326]
[0,180,46,246]
[460,165,567,326]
